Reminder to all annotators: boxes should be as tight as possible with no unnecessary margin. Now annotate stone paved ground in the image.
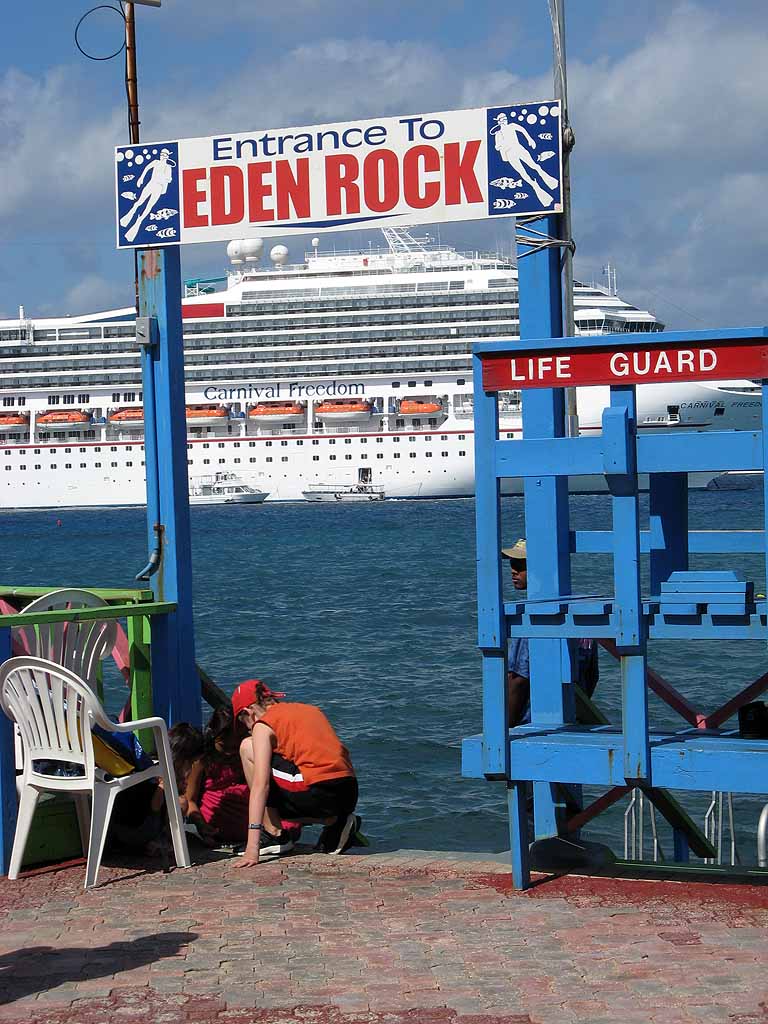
[2,845,768,1024]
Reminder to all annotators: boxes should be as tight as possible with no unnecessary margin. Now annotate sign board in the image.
[481,339,768,391]
[114,103,562,249]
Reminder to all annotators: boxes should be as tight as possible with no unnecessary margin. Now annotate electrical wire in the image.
[74,3,126,62]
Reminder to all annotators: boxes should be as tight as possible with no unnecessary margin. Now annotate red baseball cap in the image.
[231,678,286,719]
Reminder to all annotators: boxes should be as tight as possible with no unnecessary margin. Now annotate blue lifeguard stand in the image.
[462,279,768,886]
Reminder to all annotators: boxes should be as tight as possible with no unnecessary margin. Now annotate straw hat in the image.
[501,538,526,561]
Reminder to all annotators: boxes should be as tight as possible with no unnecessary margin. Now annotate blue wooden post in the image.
[649,474,688,593]
[138,247,199,726]
[473,354,509,779]
[0,626,15,875]
[517,216,571,839]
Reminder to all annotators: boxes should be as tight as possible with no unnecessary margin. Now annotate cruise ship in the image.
[0,228,761,509]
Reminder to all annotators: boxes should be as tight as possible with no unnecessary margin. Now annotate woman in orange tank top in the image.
[232,679,366,867]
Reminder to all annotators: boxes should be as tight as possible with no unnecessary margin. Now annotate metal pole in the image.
[550,0,578,437]
[125,3,140,146]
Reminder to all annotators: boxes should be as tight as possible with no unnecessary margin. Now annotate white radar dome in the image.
[241,237,264,262]
[227,239,246,264]
[270,244,289,265]
[311,237,320,248]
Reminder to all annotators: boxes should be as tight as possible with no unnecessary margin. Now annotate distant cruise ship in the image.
[0,228,761,508]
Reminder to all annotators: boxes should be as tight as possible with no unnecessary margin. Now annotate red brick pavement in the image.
[1,847,767,1023]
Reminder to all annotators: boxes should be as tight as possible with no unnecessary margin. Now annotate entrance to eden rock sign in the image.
[462,325,768,889]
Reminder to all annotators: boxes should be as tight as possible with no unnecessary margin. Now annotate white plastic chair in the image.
[10,589,118,855]
[12,589,117,683]
[0,656,190,888]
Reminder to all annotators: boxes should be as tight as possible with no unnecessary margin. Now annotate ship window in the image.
[281,456,288,462]
[63,395,75,405]
[249,442,256,447]
[218,443,225,448]
[2,450,9,456]
[376,453,383,459]
[715,407,725,416]
[457,378,466,385]
[312,455,319,461]
[441,451,448,456]
[112,393,120,402]
[18,398,26,407]
[266,457,273,463]
[329,455,336,461]
[110,446,117,452]
[35,464,41,469]
[203,458,210,464]
[77,393,89,403]
[2,398,13,407]
[345,455,352,460]
[459,450,466,456]
[296,440,303,446]
[408,381,416,387]
[94,462,101,468]
[79,448,86,453]
[80,463,86,468]
[360,454,367,460]
[408,436,416,442]
[47,396,60,405]
[409,452,416,458]
[234,442,240,447]
[34,449,40,455]
[250,458,257,462]
[95,447,101,452]
[49,449,56,454]
[360,438,367,444]
[507,432,514,438]
[110,462,117,467]
[266,441,272,447]
[312,440,319,446]
[234,458,241,464]
[280,440,288,447]
[126,461,133,467]
[393,452,400,459]
[218,458,225,464]
[344,439,352,444]
[328,439,335,445]
[425,452,432,458]
[424,380,432,386]
[203,443,210,448]
[187,444,192,450]
[393,437,400,443]
[141,461,145,466]
[392,382,400,388]
[3,466,9,471]
[376,438,383,443]
[19,465,26,470]
[65,448,72,453]
[187,459,193,466]
[413,419,421,428]
[396,419,404,427]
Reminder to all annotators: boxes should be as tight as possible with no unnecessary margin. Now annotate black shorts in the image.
[267,774,358,821]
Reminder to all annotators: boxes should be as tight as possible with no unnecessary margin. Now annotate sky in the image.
[1,0,767,329]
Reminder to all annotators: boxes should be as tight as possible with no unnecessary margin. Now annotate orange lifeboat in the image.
[109,407,144,428]
[37,410,91,428]
[314,399,374,422]
[398,399,444,417]
[248,402,305,425]
[0,413,29,429]
[185,404,229,427]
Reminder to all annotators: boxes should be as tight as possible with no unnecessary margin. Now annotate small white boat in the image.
[189,472,268,505]
[302,482,385,502]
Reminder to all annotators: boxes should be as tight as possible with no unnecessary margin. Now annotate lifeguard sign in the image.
[114,102,563,249]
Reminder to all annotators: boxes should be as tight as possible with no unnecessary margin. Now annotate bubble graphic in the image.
[540,119,546,125]
[538,105,549,116]
[526,114,537,124]
[518,115,525,121]
[549,106,560,117]
[143,148,149,154]
[125,149,134,159]
[135,154,144,165]
[117,152,125,162]
[522,108,528,114]
[152,149,158,155]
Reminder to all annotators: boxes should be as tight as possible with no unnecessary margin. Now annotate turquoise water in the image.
[2,490,766,858]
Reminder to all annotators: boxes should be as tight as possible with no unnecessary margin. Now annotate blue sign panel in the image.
[115,142,181,248]
[486,103,562,217]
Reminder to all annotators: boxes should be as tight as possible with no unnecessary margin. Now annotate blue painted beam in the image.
[462,727,768,793]
[572,530,765,554]
[637,431,762,474]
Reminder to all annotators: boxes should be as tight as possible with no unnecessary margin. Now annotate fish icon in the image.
[538,133,553,141]
[122,174,135,183]
[513,192,529,200]
[490,176,523,191]
[537,151,555,162]
[493,198,516,210]
[145,224,158,232]
[150,208,178,222]
[120,191,137,201]
[156,226,177,239]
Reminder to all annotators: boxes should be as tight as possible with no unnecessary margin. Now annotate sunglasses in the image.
[509,559,527,571]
